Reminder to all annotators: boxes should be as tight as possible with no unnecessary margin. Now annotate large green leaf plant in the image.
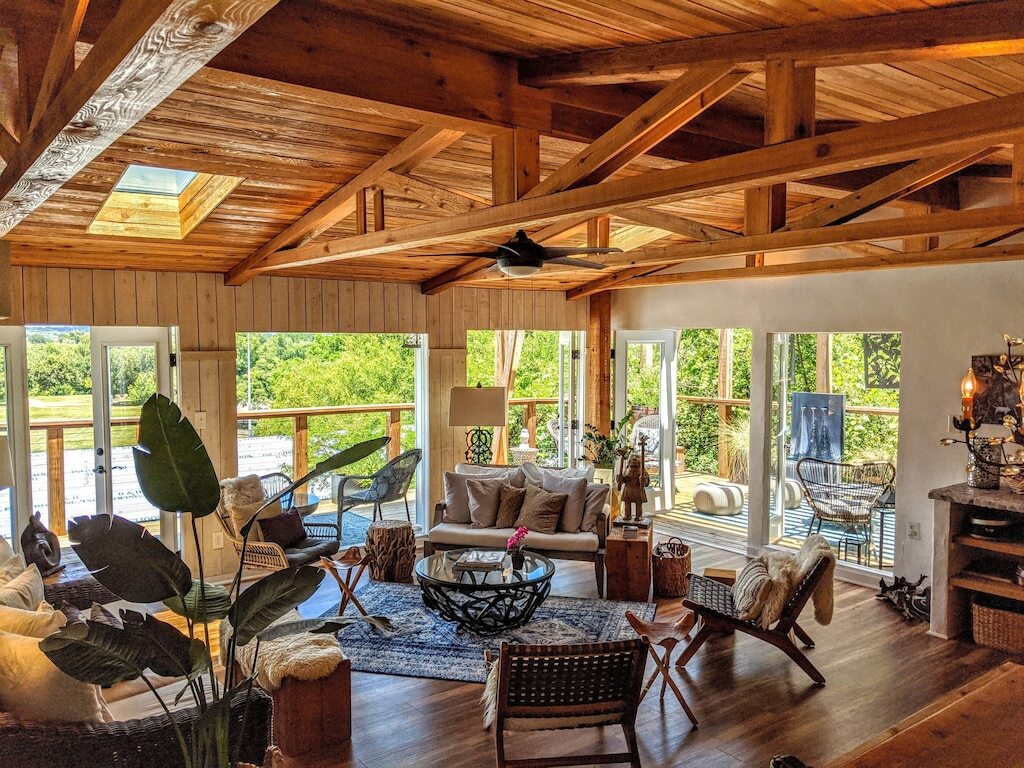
[40,394,391,768]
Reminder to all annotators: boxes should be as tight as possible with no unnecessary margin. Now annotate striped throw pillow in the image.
[732,557,771,621]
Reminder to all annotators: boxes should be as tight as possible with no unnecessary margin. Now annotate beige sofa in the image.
[423,464,610,596]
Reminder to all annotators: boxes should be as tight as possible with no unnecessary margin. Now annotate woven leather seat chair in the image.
[0,688,271,768]
[484,639,648,768]
[678,557,830,685]
[335,449,421,525]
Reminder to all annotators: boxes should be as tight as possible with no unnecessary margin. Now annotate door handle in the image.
[110,466,126,471]
[93,466,106,475]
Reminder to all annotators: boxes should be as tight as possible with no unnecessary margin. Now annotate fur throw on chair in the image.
[795,534,836,626]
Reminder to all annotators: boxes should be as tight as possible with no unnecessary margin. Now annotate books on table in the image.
[453,550,506,572]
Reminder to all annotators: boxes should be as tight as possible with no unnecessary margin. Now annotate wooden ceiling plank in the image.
[518,0,1024,87]
[783,148,998,232]
[261,89,1024,273]
[597,243,1024,291]
[378,171,490,216]
[30,0,91,130]
[524,63,748,198]
[223,125,464,285]
[0,0,282,238]
[619,208,737,240]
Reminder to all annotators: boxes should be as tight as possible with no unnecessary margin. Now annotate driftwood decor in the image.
[876,575,930,623]
[366,520,416,581]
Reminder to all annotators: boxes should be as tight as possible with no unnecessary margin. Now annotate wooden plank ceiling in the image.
[3,0,1024,292]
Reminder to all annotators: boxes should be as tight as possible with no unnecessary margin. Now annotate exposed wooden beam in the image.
[597,204,1024,270]
[379,171,490,216]
[372,187,385,231]
[0,0,281,238]
[224,125,463,285]
[584,217,612,436]
[943,144,1024,250]
[594,243,1024,291]
[263,91,1024,273]
[519,0,1024,86]
[0,125,16,162]
[524,64,748,198]
[783,149,997,231]
[619,208,737,241]
[30,0,91,130]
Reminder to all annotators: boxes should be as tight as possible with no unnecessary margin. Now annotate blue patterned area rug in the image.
[325,581,656,683]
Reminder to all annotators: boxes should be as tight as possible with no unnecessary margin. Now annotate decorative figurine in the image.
[21,511,64,577]
[617,434,651,525]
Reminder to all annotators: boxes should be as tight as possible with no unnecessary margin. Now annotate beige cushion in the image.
[582,483,609,533]
[0,536,14,564]
[521,462,594,485]
[0,553,26,585]
[0,630,112,723]
[495,484,526,528]
[0,564,44,610]
[540,473,587,533]
[732,558,771,621]
[467,478,503,528]
[427,523,599,553]
[455,465,527,486]
[443,472,473,523]
[515,484,565,535]
[0,604,66,637]
[107,679,194,721]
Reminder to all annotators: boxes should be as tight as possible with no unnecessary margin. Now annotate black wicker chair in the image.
[335,449,421,526]
[0,687,272,768]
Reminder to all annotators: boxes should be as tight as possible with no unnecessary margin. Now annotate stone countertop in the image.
[928,483,1024,513]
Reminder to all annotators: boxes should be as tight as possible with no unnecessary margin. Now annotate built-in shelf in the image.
[954,534,1024,558]
[951,573,1024,602]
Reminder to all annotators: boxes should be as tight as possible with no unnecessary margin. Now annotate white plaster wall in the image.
[612,259,1024,580]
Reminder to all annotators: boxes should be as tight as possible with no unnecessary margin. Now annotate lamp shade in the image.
[0,435,14,489]
[448,386,507,427]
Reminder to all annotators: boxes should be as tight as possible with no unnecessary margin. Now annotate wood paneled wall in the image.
[3,267,587,577]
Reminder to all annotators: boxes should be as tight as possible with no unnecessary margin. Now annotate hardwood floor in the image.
[285,542,1007,768]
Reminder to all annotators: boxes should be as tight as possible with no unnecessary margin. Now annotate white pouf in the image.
[784,479,804,510]
[692,482,744,516]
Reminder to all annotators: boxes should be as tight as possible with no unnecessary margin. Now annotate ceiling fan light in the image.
[499,264,541,278]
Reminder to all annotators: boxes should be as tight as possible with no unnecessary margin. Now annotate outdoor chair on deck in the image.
[335,449,421,527]
[630,414,661,478]
[484,639,648,768]
[795,458,894,564]
[259,471,292,501]
[678,557,831,685]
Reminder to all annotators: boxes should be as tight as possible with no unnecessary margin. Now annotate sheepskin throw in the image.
[220,610,344,692]
[756,553,799,629]
[794,534,836,626]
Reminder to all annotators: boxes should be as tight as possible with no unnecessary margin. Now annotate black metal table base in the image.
[419,574,553,636]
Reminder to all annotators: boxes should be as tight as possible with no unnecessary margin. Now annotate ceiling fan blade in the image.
[547,257,607,270]
[433,251,498,259]
[541,246,623,257]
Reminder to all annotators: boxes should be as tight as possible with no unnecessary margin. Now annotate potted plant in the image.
[580,414,633,485]
[506,526,529,569]
[40,394,391,768]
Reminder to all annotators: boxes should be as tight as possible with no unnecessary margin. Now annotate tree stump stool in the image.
[365,520,415,581]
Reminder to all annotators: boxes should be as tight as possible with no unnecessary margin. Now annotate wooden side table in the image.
[365,519,415,581]
[605,526,653,602]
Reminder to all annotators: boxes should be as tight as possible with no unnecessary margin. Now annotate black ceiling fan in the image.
[441,229,622,278]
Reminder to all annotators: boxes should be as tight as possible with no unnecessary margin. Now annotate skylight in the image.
[114,166,199,196]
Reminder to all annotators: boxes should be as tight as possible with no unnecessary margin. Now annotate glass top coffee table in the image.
[415,549,555,636]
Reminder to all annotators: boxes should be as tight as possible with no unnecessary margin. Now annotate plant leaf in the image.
[164,579,232,623]
[256,614,393,642]
[40,620,148,687]
[121,610,209,680]
[69,515,192,603]
[241,436,390,538]
[228,566,325,646]
[133,393,220,519]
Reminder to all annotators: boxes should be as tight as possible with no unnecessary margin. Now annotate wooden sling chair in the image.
[677,557,830,686]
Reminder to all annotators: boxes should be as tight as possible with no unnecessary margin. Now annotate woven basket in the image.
[652,536,691,597]
[972,597,1024,652]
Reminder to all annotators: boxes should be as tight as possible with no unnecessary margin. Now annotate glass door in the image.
[555,331,583,468]
[90,328,173,540]
[614,331,678,512]
[0,329,29,545]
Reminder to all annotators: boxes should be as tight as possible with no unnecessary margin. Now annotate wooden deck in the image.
[656,470,896,570]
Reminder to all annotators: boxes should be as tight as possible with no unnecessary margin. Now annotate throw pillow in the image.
[0,552,26,584]
[259,507,307,549]
[454,464,527,487]
[227,499,282,543]
[220,474,266,509]
[581,483,610,533]
[466,478,503,528]
[732,558,771,622]
[0,564,44,610]
[0,603,66,637]
[0,535,14,563]
[515,485,566,535]
[0,630,112,723]
[540,473,588,533]
[521,462,594,486]
[495,484,527,528]
[443,472,472,523]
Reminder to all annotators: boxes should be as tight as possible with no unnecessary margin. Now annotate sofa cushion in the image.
[443,472,472,523]
[0,603,66,638]
[0,553,25,585]
[521,462,594,485]
[455,465,527,486]
[515,484,565,535]
[428,523,599,553]
[582,483,610,533]
[0,564,43,610]
[466,478,503,528]
[495,484,527,528]
[283,538,340,567]
[540,473,587,533]
[0,536,14,563]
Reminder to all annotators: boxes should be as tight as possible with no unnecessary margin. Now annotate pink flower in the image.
[507,526,529,551]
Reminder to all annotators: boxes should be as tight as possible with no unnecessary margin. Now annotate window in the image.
[89,164,242,240]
